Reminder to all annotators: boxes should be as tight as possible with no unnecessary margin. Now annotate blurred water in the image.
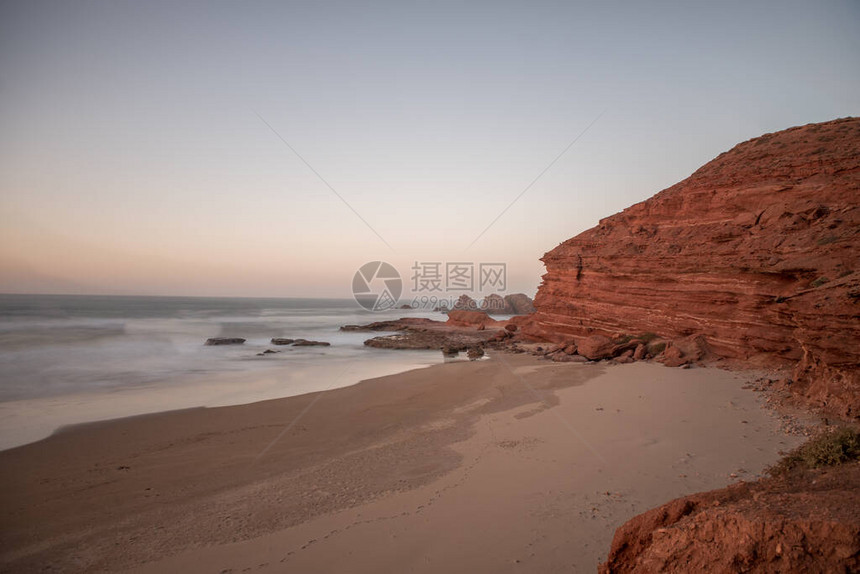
[0,294,445,449]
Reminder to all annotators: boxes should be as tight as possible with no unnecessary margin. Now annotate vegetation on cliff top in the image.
[768,427,860,476]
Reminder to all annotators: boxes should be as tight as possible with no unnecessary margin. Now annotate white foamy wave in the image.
[0,294,446,448]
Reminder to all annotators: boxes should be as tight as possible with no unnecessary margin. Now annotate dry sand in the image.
[0,354,803,573]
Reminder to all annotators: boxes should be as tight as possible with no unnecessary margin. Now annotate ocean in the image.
[0,294,444,450]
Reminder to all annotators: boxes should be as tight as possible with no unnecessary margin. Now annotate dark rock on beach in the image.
[441,343,468,356]
[466,347,485,360]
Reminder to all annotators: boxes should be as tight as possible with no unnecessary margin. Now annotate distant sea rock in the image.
[341,318,437,332]
[444,293,535,315]
[503,293,536,315]
[291,339,330,347]
[481,294,514,314]
[204,337,246,346]
[269,337,330,346]
[450,294,478,311]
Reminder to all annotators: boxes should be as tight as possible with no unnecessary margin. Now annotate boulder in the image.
[466,346,485,360]
[489,330,511,342]
[270,338,295,345]
[661,336,709,367]
[662,344,687,367]
[576,335,616,361]
[441,343,467,356]
[544,343,568,355]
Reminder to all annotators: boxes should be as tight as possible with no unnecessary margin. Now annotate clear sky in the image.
[1,0,858,298]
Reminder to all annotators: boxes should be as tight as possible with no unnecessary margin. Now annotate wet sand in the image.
[0,354,802,573]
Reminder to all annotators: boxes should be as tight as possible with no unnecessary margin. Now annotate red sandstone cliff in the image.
[527,117,860,417]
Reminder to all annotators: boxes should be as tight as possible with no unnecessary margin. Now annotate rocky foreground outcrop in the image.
[526,118,860,418]
[600,462,860,573]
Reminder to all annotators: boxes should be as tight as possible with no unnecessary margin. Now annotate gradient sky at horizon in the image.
[1,0,858,298]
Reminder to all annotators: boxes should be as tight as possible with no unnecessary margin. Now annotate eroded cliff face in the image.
[528,118,859,417]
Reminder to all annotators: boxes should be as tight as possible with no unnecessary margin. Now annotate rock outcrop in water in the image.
[503,293,536,315]
[526,118,860,418]
[450,294,479,311]
[345,317,502,351]
[291,339,330,347]
[204,337,246,346]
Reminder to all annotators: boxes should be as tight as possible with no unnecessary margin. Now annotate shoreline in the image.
[0,353,806,572]
[0,348,444,451]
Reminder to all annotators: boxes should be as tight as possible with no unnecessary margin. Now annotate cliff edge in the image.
[527,117,860,418]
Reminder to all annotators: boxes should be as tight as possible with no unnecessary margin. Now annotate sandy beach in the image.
[2,3,857,570]
[0,354,803,573]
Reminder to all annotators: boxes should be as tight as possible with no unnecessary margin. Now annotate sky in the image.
[1,0,858,299]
